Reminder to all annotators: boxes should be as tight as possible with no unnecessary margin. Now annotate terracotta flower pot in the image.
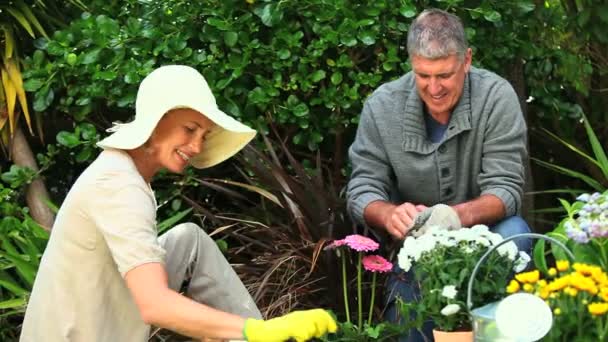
[432,329,473,342]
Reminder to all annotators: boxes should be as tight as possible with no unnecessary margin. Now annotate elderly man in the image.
[346,8,531,341]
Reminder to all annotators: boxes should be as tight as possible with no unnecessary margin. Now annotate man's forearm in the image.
[452,194,506,227]
[363,200,396,231]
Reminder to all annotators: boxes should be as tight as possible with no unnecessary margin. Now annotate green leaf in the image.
[81,49,101,65]
[483,10,502,23]
[207,18,229,30]
[224,31,238,47]
[277,49,291,60]
[400,5,417,18]
[331,72,343,85]
[532,158,604,191]
[95,70,117,81]
[215,239,228,253]
[157,208,192,234]
[80,123,97,140]
[23,79,44,92]
[340,36,357,47]
[56,131,80,148]
[581,114,608,180]
[516,2,536,13]
[293,103,309,117]
[33,87,54,112]
[254,3,284,27]
[310,70,326,83]
[358,31,376,45]
[76,148,92,163]
[0,297,26,310]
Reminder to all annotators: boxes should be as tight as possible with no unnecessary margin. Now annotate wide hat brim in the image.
[96,65,256,169]
[97,107,256,169]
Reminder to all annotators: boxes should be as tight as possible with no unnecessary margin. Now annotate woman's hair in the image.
[407,8,468,61]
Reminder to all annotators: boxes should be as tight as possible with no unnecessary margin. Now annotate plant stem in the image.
[357,252,363,330]
[368,272,377,326]
[341,251,351,324]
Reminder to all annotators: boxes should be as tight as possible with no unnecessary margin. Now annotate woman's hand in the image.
[243,309,337,342]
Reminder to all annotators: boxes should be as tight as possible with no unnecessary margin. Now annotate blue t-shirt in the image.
[424,112,449,143]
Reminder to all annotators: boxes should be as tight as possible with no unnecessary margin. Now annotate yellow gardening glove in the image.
[243,309,337,342]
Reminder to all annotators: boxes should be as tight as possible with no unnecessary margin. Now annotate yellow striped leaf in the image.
[6,59,32,133]
[17,0,48,38]
[1,67,17,134]
[6,7,35,38]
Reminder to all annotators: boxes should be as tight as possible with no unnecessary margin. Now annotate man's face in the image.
[411,49,471,120]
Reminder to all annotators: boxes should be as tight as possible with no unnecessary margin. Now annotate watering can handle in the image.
[466,233,575,310]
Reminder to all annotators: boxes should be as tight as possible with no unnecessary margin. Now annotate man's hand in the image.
[243,309,337,342]
[409,204,462,237]
[383,202,427,240]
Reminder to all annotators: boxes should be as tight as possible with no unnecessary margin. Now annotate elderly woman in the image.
[20,65,336,342]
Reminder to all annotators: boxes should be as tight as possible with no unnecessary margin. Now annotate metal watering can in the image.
[466,233,575,342]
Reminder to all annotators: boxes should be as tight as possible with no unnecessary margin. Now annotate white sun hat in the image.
[96,65,256,169]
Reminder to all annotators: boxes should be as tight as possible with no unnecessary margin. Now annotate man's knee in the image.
[491,216,532,252]
[492,216,530,237]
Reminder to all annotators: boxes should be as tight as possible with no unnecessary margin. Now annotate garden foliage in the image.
[0,0,605,339]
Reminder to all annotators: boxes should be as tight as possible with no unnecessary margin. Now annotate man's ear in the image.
[464,48,473,73]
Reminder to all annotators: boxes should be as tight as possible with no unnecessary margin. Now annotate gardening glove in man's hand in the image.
[409,204,461,237]
[243,309,337,342]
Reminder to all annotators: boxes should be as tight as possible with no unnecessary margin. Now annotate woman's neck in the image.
[125,148,158,183]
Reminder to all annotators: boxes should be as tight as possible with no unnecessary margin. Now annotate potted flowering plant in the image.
[535,191,608,272]
[508,260,608,340]
[397,225,529,340]
[323,234,403,341]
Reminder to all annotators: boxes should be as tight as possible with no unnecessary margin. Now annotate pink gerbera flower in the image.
[362,255,393,273]
[325,239,347,250]
[343,234,379,252]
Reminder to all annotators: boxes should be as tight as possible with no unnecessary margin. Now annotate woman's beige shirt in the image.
[20,149,166,341]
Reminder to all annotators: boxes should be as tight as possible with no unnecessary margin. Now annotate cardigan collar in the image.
[401,72,472,153]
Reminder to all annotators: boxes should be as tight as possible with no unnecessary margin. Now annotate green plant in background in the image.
[533,113,608,193]
[0,0,86,147]
[0,174,49,340]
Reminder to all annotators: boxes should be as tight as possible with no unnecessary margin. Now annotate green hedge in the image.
[23,0,577,154]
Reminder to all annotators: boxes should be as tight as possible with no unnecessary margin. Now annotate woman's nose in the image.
[189,137,203,154]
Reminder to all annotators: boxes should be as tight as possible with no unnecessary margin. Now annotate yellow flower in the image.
[539,288,551,299]
[246,0,255,4]
[564,287,578,296]
[573,263,600,277]
[554,308,562,315]
[592,270,608,286]
[548,268,557,277]
[570,273,599,295]
[548,275,570,292]
[538,279,548,287]
[523,284,534,292]
[600,288,608,302]
[556,260,570,272]
[506,280,520,294]
[588,303,608,316]
[515,270,540,284]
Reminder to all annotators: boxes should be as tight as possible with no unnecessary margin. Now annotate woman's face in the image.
[145,108,214,174]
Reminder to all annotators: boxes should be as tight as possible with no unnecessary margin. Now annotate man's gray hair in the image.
[407,9,468,60]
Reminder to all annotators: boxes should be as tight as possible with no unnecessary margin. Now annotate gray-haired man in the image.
[346,8,531,341]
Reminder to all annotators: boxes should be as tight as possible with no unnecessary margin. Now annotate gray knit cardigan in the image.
[346,67,527,228]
